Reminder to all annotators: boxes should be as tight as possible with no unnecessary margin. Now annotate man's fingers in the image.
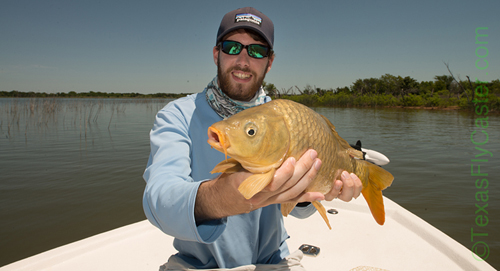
[324,180,342,201]
[338,171,354,201]
[294,191,324,204]
[267,149,318,193]
[350,173,362,198]
[289,149,318,182]
[272,157,321,203]
[250,149,323,208]
[335,171,363,202]
[264,157,296,192]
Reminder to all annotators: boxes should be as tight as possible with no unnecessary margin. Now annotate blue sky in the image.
[1,0,498,94]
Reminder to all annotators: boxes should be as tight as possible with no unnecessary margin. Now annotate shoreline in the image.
[391,105,461,110]
[1,96,498,113]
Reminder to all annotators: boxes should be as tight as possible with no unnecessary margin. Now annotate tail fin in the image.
[361,161,394,225]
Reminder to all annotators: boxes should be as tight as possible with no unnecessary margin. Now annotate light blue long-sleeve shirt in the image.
[143,91,317,269]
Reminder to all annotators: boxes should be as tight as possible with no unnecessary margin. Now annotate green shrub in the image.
[403,94,424,106]
[424,94,441,107]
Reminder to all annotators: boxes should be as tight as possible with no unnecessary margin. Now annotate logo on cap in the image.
[235,13,262,26]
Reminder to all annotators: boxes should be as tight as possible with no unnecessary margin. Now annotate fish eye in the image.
[247,128,255,136]
[244,123,257,137]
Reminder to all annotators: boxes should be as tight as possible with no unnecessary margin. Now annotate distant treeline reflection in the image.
[0,91,189,99]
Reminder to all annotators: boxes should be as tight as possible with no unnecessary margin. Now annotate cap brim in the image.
[217,25,273,49]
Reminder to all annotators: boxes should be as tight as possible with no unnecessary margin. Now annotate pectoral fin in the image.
[312,201,331,230]
[210,158,242,174]
[238,168,276,199]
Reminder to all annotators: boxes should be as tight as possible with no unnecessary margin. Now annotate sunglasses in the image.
[219,40,270,59]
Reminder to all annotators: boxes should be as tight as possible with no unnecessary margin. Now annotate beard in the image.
[217,55,269,101]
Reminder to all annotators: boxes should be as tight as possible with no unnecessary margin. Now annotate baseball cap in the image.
[216,7,274,49]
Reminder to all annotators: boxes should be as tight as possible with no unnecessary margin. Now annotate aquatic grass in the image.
[0,98,104,140]
[0,98,172,141]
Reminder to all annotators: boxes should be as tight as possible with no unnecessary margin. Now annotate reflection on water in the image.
[0,98,170,266]
[0,98,499,268]
[1,98,167,142]
[312,106,499,268]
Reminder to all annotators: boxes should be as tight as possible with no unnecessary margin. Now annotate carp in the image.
[207,99,394,229]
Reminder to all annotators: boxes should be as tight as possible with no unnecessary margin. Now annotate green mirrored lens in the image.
[248,45,268,58]
[222,41,242,55]
[221,41,269,59]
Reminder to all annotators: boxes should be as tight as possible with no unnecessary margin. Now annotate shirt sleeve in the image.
[289,202,317,219]
[142,103,226,243]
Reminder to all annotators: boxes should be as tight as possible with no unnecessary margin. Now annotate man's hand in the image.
[254,149,363,204]
[248,149,323,209]
[195,149,363,223]
[325,171,363,202]
[195,150,321,222]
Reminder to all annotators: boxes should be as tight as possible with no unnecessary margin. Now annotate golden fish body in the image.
[207,99,394,228]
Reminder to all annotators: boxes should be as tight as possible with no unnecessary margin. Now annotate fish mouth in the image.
[207,126,229,160]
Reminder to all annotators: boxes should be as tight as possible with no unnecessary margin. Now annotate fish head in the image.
[207,104,290,172]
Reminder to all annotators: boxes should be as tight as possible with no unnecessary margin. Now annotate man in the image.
[143,7,362,270]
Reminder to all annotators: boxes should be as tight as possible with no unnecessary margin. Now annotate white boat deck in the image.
[1,196,495,271]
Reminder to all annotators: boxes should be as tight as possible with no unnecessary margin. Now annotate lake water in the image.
[0,98,498,269]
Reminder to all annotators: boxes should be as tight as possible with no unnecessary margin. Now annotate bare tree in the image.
[280,87,294,96]
[466,76,476,103]
[295,86,303,95]
[443,61,471,103]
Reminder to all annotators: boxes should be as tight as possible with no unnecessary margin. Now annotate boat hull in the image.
[1,196,495,271]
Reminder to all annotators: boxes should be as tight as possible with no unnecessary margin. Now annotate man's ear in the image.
[266,54,275,74]
[213,46,219,66]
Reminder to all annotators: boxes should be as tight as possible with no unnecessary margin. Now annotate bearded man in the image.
[143,7,362,270]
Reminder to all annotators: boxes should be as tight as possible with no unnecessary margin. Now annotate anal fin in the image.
[312,201,332,230]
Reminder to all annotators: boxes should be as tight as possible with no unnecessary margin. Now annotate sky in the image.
[1,0,499,94]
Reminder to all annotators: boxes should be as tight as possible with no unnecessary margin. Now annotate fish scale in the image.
[277,100,347,194]
[207,99,394,228]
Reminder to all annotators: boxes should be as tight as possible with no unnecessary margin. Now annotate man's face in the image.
[213,30,274,101]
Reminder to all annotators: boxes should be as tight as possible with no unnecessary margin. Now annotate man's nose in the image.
[235,48,251,67]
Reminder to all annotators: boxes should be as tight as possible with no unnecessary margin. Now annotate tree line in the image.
[263,73,499,110]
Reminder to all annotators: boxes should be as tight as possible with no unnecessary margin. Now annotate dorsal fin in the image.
[320,114,336,131]
[320,114,352,150]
